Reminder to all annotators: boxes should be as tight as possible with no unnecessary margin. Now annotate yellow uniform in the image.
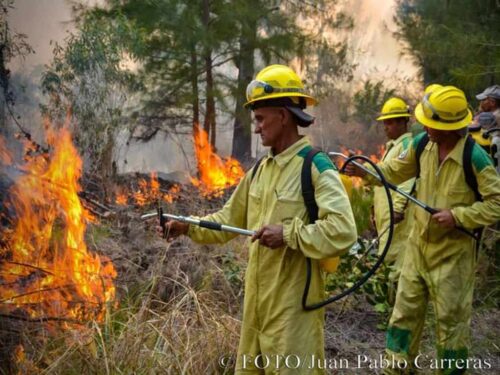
[373,132,414,280]
[369,133,500,374]
[188,137,357,374]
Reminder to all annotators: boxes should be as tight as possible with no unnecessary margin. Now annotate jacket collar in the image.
[386,132,412,149]
[266,136,311,168]
[426,135,466,166]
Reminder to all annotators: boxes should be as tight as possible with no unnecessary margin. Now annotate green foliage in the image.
[395,0,500,101]
[350,186,374,234]
[352,80,396,127]
[325,239,393,327]
[221,249,244,292]
[326,186,394,325]
[0,0,34,127]
[40,12,134,175]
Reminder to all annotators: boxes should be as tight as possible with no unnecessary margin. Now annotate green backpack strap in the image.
[415,133,429,180]
[301,148,322,222]
[251,147,331,223]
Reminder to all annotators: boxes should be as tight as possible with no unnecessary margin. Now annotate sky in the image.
[7,0,102,73]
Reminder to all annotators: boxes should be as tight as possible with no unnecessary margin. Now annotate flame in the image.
[191,125,244,197]
[0,126,116,323]
[369,144,385,164]
[163,184,180,204]
[115,172,180,206]
[115,126,245,205]
[336,146,363,188]
[115,193,127,206]
[335,145,385,188]
[14,345,25,365]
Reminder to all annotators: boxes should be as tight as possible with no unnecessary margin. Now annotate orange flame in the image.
[336,146,363,188]
[191,125,244,197]
[115,172,181,206]
[163,184,180,204]
[336,145,385,188]
[115,193,127,206]
[0,126,116,323]
[369,144,385,164]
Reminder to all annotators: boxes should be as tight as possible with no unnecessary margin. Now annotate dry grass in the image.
[4,195,499,374]
[10,236,244,374]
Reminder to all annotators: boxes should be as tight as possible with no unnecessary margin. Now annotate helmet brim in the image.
[244,92,317,108]
[415,103,472,131]
[376,113,411,121]
[286,106,315,127]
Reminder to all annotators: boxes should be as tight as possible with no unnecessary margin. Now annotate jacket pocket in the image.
[273,189,306,223]
[447,187,474,208]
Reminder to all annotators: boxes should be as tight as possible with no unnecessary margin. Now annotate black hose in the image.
[302,155,395,311]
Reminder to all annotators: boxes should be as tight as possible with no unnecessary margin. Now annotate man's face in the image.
[480,97,495,112]
[382,118,406,140]
[425,126,448,144]
[253,107,285,147]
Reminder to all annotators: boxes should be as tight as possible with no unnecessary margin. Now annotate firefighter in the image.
[164,64,357,374]
[345,85,500,374]
[476,84,500,127]
[373,97,414,300]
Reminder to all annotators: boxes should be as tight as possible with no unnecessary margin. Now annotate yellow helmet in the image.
[376,97,411,121]
[424,83,443,96]
[414,86,472,131]
[244,64,317,108]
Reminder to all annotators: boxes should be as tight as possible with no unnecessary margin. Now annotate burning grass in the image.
[4,184,499,374]
[0,127,116,324]
[8,220,247,374]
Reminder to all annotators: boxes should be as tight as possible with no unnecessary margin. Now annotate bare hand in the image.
[343,162,367,178]
[432,209,456,228]
[155,219,189,241]
[251,224,284,249]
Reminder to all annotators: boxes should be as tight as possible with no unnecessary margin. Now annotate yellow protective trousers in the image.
[384,235,475,375]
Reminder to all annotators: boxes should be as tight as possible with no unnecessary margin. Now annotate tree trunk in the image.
[202,0,216,149]
[190,44,199,133]
[231,17,256,162]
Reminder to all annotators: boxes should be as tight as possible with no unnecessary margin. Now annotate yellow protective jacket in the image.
[369,133,500,269]
[373,132,414,263]
[188,136,357,373]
